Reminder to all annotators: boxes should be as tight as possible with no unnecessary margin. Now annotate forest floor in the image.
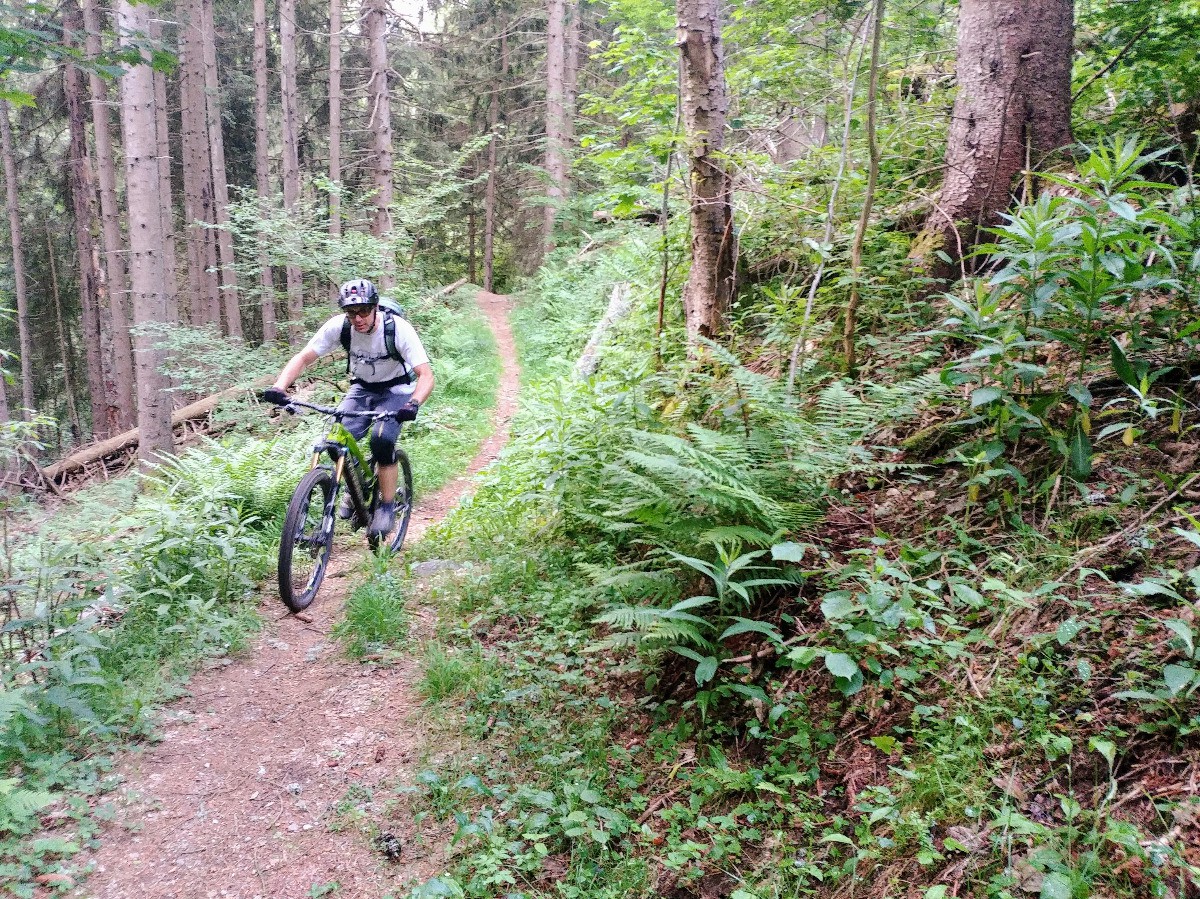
[68,291,520,899]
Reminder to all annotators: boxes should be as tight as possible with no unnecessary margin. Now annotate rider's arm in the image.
[274,348,319,391]
[411,363,435,406]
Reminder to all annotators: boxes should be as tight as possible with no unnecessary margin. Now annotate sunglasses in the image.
[345,305,375,320]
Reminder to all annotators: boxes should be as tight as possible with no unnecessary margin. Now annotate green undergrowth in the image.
[0,284,500,895]
[332,204,1200,899]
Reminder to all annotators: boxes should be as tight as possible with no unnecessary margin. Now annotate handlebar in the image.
[280,398,406,421]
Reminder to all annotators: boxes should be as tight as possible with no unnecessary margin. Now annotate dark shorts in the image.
[338,382,412,461]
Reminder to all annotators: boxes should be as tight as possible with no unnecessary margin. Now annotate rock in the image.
[285,782,302,796]
[266,638,290,651]
[410,559,469,578]
[374,831,402,860]
[35,873,75,887]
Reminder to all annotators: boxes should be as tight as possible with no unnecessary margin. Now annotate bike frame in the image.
[311,420,375,524]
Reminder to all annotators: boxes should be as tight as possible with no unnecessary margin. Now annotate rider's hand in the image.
[261,386,291,407]
[397,399,420,422]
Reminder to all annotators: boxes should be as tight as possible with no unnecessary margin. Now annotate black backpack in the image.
[339,299,412,384]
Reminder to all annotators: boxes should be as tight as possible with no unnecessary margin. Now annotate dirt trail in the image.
[72,291,519,899]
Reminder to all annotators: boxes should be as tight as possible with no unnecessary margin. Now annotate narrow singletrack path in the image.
[73,291,519,899]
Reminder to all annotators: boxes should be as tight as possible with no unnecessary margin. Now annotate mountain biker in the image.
[261,278,435,539]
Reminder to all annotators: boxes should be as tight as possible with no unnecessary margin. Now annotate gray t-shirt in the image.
[306,312,430,384]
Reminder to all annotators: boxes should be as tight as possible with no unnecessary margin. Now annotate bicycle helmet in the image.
[338,278,379,308]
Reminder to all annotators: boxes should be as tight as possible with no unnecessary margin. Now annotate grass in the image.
[419,643,500,703]
[402,287,501,497]
[333,572,411,659]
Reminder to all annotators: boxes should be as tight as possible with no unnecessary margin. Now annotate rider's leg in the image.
[376,462,398,503]
[367,419,402,537]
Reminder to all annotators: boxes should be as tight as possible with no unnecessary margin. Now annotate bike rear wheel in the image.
[368,450,414,553]
[279,467,336,612]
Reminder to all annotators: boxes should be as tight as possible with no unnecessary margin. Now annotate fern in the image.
[0,777,55,833]
[150,434,311,525]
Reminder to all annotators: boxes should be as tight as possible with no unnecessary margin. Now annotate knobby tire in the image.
[278,467,336,612]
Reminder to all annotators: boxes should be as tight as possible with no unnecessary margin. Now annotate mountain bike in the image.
[275,399,414,613]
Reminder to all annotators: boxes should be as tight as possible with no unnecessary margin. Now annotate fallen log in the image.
[429,277,468,299]
[575,283,632,379]
[42,375,273,484]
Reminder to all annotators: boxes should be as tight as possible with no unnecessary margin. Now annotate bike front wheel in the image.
[368,450,414,553]
[279,467,336,612]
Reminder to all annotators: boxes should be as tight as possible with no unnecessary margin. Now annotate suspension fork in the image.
[338,448,372,521]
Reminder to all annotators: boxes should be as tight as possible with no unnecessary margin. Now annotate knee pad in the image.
[369,427,398,466]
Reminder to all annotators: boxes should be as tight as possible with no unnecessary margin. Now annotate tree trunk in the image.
[179,0,220,327]
[82,0,136,430]
[150,16,178,325]
[364,0,394,290]
[843,0,885,375]
[483,23,506,293]
[677,0,735,339]
[254,0,277,342]
[200,0,241,337]
[63,0,110,439]
[281,0,305,343]
[0,104,34,420]
[328,0,342,301]
[542,0,568,256]
[117,0,174,467]
[918,0,1074,274]
[46,228,82,443]
[467,165,477,285]
[564,0,580,138]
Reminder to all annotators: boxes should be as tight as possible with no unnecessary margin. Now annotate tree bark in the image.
[564,0,580,139]
[467,162,477,285]
[483,23,507,293]
[677,0,735,339]
[118,0,174,467]
[281,0,305,344]
[542,0,569,255]
[82,0,136,431]
[0,104,35,420]
[179,0,221,327]
[918,0,1074,274]
[328,0,342,302]
[843,0,885,374]
[150,16,178,325]
[46,227,82,443]
[364,0,394,290]
[63,0,110,439]
[254,0,278,342]
[199,0,241,337]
